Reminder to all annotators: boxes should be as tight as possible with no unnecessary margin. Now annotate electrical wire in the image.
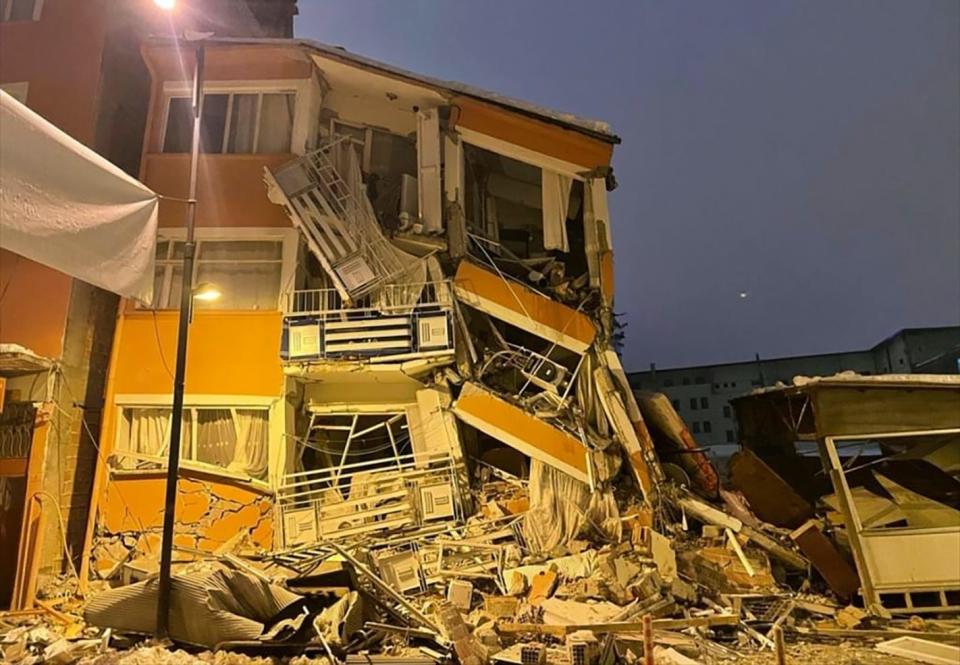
[151,309,175,380]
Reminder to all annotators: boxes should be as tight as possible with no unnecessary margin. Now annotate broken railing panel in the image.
[276,452,465,549]
[453,260,597,354]
[266,136,425,303]
[453,381,590,483]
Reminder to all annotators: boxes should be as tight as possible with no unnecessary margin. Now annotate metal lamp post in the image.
[155,41,205,639]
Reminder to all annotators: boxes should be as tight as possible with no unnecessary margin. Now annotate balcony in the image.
[280,280,455,369]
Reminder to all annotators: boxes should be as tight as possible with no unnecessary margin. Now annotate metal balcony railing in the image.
[281,280,455,362]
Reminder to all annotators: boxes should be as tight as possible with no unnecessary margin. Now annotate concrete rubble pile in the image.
[5,130,959,665]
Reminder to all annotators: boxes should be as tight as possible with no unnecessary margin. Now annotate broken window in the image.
[327,121,419,230]
[298,413,412,488]
[150,238,284,310]
[162,91,295,154]
[278,410,462,547]
[463,143,583,262]
[113,406,269,481]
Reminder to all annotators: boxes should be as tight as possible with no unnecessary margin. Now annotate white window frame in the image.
[112,395,276,488]
[0,81,29,104]
[160,79,310,155]
[145,227,297,311]
[0,0,43,22]
[457,127,587,182]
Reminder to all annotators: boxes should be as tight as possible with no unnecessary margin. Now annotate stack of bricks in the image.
[436,601,489,665]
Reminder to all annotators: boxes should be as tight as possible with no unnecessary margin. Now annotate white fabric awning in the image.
[0,89,158,303]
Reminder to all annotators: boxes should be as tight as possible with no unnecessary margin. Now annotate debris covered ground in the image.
[4,419,959,664]
[3,40,959,665]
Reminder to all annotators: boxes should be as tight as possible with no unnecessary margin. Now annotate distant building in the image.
[627,326,960,451]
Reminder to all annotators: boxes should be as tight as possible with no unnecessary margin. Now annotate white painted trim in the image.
[306,403,414,415]
[457,127,586,180]
[115,394,277,407]
[110,454,273,493]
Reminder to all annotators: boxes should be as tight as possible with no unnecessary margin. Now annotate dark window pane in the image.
[200,93,228,153]
[726,430,734,443]
[8,0,37,21]
[692,422,700,433]
[689,398,697,410]
[723,405,731,418]
[700,397,709,408]
[703,421,712,433]
[162,97,193,153]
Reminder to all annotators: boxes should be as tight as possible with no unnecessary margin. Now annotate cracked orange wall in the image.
[87,311,283,572]
[95,474,272,566]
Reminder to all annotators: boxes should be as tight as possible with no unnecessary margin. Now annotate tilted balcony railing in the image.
[280,280,455,362]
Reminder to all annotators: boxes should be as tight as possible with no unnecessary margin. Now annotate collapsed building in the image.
[2,34,959,665]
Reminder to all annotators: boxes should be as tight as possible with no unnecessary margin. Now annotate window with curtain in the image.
[149,238,284,310]
[115,406,269,481]
[162,91,295,154]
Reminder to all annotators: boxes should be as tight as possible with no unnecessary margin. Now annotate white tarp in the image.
[0,90,158,303]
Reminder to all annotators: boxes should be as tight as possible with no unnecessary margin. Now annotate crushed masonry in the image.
[3,36,958,665]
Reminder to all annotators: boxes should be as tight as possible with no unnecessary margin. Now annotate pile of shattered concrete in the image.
[5,418,960,664]
[4,142,959,663]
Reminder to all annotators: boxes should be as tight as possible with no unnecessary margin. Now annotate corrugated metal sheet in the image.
[84,566,302,648]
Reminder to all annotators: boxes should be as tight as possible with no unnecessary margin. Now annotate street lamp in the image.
[153,0,206,638]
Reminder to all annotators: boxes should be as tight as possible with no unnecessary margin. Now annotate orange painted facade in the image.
[109,311,284,399]
[0,0,105,145]
[143,154,295,229]
[453,97,615,170]
[0,0,110,360]
[453,260,598,350]
[0,251,71,360]
[85,43,311,571]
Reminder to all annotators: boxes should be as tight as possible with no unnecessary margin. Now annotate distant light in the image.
[738,291,749,299]
[192,283,221,302]
[154,0,176,10]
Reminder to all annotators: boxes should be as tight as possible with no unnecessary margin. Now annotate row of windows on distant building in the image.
[660,376,762,389]
[669,397,733,418]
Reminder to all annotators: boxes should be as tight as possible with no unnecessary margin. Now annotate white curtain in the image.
[522,459,621,554]
[233,410,269,480]
[120,408,191,469]
[258,93,295,154]
[542,171,573,252]
[127,408,169,457]
[195,240,283,310]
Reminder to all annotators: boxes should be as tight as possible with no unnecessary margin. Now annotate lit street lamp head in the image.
[154,0,176,10]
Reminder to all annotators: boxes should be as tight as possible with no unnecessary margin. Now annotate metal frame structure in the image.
[821,427,960,615]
